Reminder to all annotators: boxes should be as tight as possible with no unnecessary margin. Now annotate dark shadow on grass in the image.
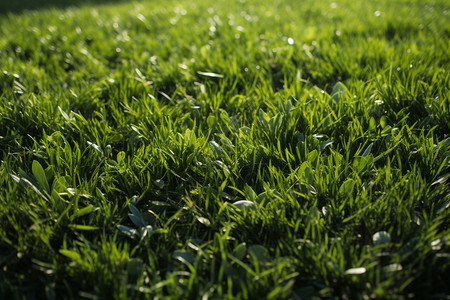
[0,0,126,15]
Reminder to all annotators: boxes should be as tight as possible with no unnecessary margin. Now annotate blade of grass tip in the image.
[362,143,373,157]
[197,71,224,78]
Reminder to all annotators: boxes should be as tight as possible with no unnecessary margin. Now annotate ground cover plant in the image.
[0,0,449,298]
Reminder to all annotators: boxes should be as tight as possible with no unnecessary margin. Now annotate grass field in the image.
[0,0,449,298]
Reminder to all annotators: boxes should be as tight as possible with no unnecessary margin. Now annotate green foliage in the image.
[0,0,449,298]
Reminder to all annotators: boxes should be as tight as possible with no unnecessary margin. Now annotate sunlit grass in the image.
[0,0,449,298]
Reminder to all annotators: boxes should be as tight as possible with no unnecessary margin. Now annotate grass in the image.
[0,0,449,298]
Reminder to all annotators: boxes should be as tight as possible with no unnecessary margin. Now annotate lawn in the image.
[0,0,449,298]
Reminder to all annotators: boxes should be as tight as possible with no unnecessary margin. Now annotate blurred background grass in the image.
[0,0,126,14]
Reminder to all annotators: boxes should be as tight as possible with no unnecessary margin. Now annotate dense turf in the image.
[0,0,449,298]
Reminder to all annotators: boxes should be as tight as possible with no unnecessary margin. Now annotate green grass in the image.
[0,0,449,298]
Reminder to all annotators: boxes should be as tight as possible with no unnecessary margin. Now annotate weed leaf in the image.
[32,161,50,193]
[118,225,137,238]
[248,245,270,262]
[372,231,391,246]
[233,243,247,260]
[339,179,355,197]
[173,250,194,265]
